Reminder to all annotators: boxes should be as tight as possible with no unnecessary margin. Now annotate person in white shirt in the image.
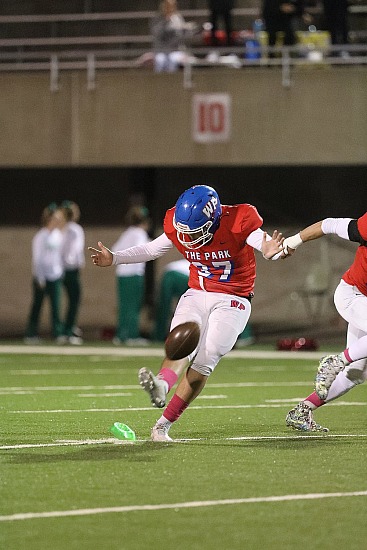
[151,0,187,72]
[59,201,85,345]
[111,206,151,345]
[24,204,66,343]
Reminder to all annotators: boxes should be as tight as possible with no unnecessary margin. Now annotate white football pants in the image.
[326,279,367,402]
[171,288,251,376]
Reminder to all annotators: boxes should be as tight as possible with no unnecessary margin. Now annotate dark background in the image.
[1,165,367,228]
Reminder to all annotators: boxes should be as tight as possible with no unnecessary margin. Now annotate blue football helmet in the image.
[173,185,222,249]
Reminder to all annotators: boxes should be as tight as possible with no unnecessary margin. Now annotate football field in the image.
[1,345,366,550]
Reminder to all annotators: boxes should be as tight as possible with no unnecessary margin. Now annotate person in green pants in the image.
[24,204,66,343]
[154,259,190,341]
[59,201,85,345]
[111,206,151,345]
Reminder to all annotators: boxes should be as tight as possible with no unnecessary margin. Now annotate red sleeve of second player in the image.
[236,204,263,237]
[357,212,367,240]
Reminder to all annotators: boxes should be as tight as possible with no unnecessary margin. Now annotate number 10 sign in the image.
[192,94,231,143]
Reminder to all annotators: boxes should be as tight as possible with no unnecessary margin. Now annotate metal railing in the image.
[1,6,367,90]
[1,42,366,91]
[181,43,367,88]
[0,7,258,24]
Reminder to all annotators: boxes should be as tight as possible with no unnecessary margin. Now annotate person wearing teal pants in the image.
[116,274,145,342]
[111,206,150,345]
[154,259,190,341]
[26,279,63,340]
[60,201,85,345]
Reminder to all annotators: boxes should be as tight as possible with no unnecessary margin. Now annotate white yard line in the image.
[6,401,366,414]
[1,433,367,451]
[9,366,298,375]
[0,438,119,449]
[0,344,330,360]
[0,382,321,393]
[1,384,140,391]
[0,490,366,522]
[77,392,133,397]
[9,374,131,376]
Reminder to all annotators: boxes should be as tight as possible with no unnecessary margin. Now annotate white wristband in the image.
[283,233,303,255]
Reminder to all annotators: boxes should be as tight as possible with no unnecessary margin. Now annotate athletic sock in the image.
[341,350,351,365]
[161,394,189,423]
[304,392,325,410]
[157,367,178,392]
[156,416,172,429]
[342,333,367,364]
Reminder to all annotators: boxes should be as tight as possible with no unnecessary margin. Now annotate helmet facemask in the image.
[173,219,214,250]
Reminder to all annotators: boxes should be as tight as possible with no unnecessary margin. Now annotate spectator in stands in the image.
[207,0,235,46]
[111,206,151,345]
[59,201,85,345]
[151,0,187,72]
[154,258,190,341]
[24,204,66,343]
[262,1,307,51]
[322,0,349,48]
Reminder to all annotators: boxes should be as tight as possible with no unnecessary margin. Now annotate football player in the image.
[89,185,284,441]
[283,215,367,432]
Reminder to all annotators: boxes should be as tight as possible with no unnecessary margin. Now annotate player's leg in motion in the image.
[287,328,367,432]
[315,354,347,400]
[288,283,367,431]
[287,357,367,432]
[151,293,249,441]
[315,328,367,401]
[286,393,329,432]
[138,358,188,408]
[286,357,367,433]
[151,366,207,441]
[139,290,201,408]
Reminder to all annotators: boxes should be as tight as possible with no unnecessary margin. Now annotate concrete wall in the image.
[0,65,365,341]
[1,67,367,167]
[0,225,355,341]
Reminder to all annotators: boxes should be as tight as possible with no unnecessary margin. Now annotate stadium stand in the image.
[0,1,366,72]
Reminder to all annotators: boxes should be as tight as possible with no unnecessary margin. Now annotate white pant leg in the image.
[154,53,168,72]
[171,289,251,376]
[154,51,183,72]
[325,281,367,402]
[167,51,185,72]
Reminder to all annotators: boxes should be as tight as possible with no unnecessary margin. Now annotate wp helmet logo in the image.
[202,196,218,219]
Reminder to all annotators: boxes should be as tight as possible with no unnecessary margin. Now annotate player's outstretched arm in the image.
[88,241,113,267]
[282,221,324,258]
[261,230,284,259]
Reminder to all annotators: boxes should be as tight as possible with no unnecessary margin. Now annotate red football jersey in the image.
[343,212,367,296]
[164,204,263,297]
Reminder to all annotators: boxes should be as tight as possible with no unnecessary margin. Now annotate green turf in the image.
[0,348,366,550]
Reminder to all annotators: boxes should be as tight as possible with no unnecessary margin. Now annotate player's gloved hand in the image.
[88,241,113,267]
